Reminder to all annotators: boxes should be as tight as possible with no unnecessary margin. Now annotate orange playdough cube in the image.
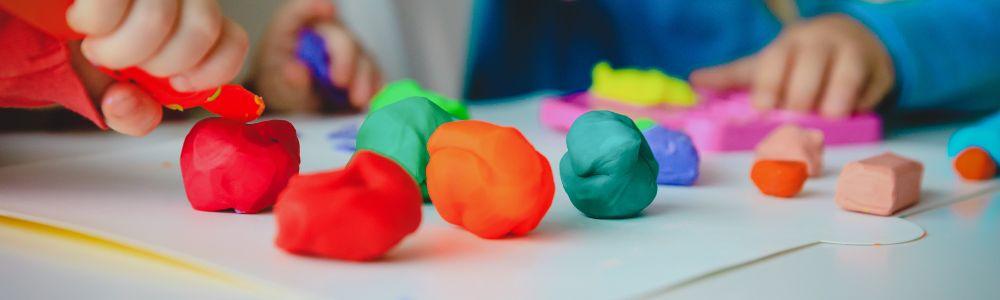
[426,120,554,239]
[750,160,808,198]
[953,147,997,181]
[835,152,923,216]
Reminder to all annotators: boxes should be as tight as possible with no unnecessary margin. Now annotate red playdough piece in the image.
[750,160,808,198]
[953,147,997,181]
[426,120,554,239]
[180,118,300,213]
[274,151,422,261]
[101,67,265,122]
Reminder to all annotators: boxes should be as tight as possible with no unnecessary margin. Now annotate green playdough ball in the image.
[370,79,470,120]
[560,110,659,219]
[356,97,454,201]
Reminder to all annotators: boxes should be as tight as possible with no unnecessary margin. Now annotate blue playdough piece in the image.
[643,125,700,186]
[948,111,1000,159]
[326,122,359,152]
[297,28,349,106]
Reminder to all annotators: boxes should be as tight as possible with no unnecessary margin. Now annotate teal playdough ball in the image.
[560,110,659,219]
[356,97,454,201]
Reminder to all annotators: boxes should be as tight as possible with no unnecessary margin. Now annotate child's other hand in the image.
[252,0,382,112]
[691,14,894,118]
[67,0,249,92]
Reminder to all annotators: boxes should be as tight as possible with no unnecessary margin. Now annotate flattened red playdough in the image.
[426,120,554,239]
[275,151,422,261]
[180,118,300,213]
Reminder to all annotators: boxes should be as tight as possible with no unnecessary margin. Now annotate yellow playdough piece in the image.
[589,62,698,107]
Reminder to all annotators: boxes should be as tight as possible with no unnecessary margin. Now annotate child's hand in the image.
[251,0,382,112]
[691,14,894,118]
[68,42,162,136]
[67,0,249,92]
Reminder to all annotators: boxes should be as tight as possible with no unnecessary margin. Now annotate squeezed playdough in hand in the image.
[560,111,659,219]
[180,118,300,214]
[356,97,454,200]
[274,151,422,261]
[426,120,554,239]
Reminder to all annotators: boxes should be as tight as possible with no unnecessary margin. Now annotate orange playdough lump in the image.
[425,120,554,239]
[750,160,808,198]
[954,147,997,181]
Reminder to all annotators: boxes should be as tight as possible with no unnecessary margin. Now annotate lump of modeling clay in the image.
[953,147,997,180]
[750,160,808,198]
[426,120,554,238]
[274,151,421,261]
[835,152,923,216]
[560,111,659,219]
[755,124,825,177]
[589,61,697,107]
[180,118,300,213]
[644,125,699,186]
[356,97,453,200]
[947,113,1000,180]
[296,28,349,106]
[370,79,470,119]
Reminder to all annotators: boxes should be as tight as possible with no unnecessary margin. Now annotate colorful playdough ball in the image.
[356,97,454,201]
[426,120,554,238]
[274,151,422,261]
[755,124,825,177]
[947,113,1000,180]
[370,79,470,120]
[560,111,659,219]
[835,152,924,216]
[180,118,300,213]
[750,160,808,198]
[953,147,997,180]
[644,125,699,186]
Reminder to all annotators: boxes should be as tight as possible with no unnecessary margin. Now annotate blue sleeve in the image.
[834,0,1000,112]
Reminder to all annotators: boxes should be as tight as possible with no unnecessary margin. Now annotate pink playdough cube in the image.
[755,124,825,177]
[834,152,923,216]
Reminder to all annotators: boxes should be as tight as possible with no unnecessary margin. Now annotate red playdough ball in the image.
[180,118,300,213]
[274,151,422,261]
[426,120,554,239]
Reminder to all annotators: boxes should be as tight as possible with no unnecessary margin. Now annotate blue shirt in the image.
[463,0,1000,113]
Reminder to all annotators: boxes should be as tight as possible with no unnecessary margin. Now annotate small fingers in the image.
[689,56,755,91]
[857,60,893,112]
[140,0,224,77]
[101,82,163,136]
[81,0,179,68]
[169,20,249,92]
[348,56,382,108]
[783,43,832,112]
[751,43,792,110]
[819,47,866,118]
[66,0,131,36]
[315,24,359,88]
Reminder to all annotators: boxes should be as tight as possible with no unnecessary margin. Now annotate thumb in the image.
[100,82,163,137]
[690,56,756,91]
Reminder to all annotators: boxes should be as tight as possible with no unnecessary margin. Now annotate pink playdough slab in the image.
[539,90,882,152]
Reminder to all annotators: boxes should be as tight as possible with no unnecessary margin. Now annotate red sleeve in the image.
[0,7,105,129]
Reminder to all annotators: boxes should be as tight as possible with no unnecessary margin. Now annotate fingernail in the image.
[170,76,194,92]
[103,91,140,118]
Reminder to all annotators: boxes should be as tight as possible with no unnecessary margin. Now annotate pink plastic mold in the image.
[539,90,882,152]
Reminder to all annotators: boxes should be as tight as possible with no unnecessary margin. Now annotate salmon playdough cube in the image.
[835,152,923,216]
[755,124,825,177]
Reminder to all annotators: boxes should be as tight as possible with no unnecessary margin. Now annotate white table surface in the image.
[1,98,997,299]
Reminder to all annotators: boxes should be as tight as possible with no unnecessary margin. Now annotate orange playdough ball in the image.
[426,120,554,239]
[750,160,808,198]
[954,147,997,181]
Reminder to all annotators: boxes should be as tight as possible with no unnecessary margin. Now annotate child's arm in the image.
[833,0,1000,112]
[692,0,1000,117]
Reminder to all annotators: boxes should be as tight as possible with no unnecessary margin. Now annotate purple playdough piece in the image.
[644,126,699,186]
[297,28,349,106]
